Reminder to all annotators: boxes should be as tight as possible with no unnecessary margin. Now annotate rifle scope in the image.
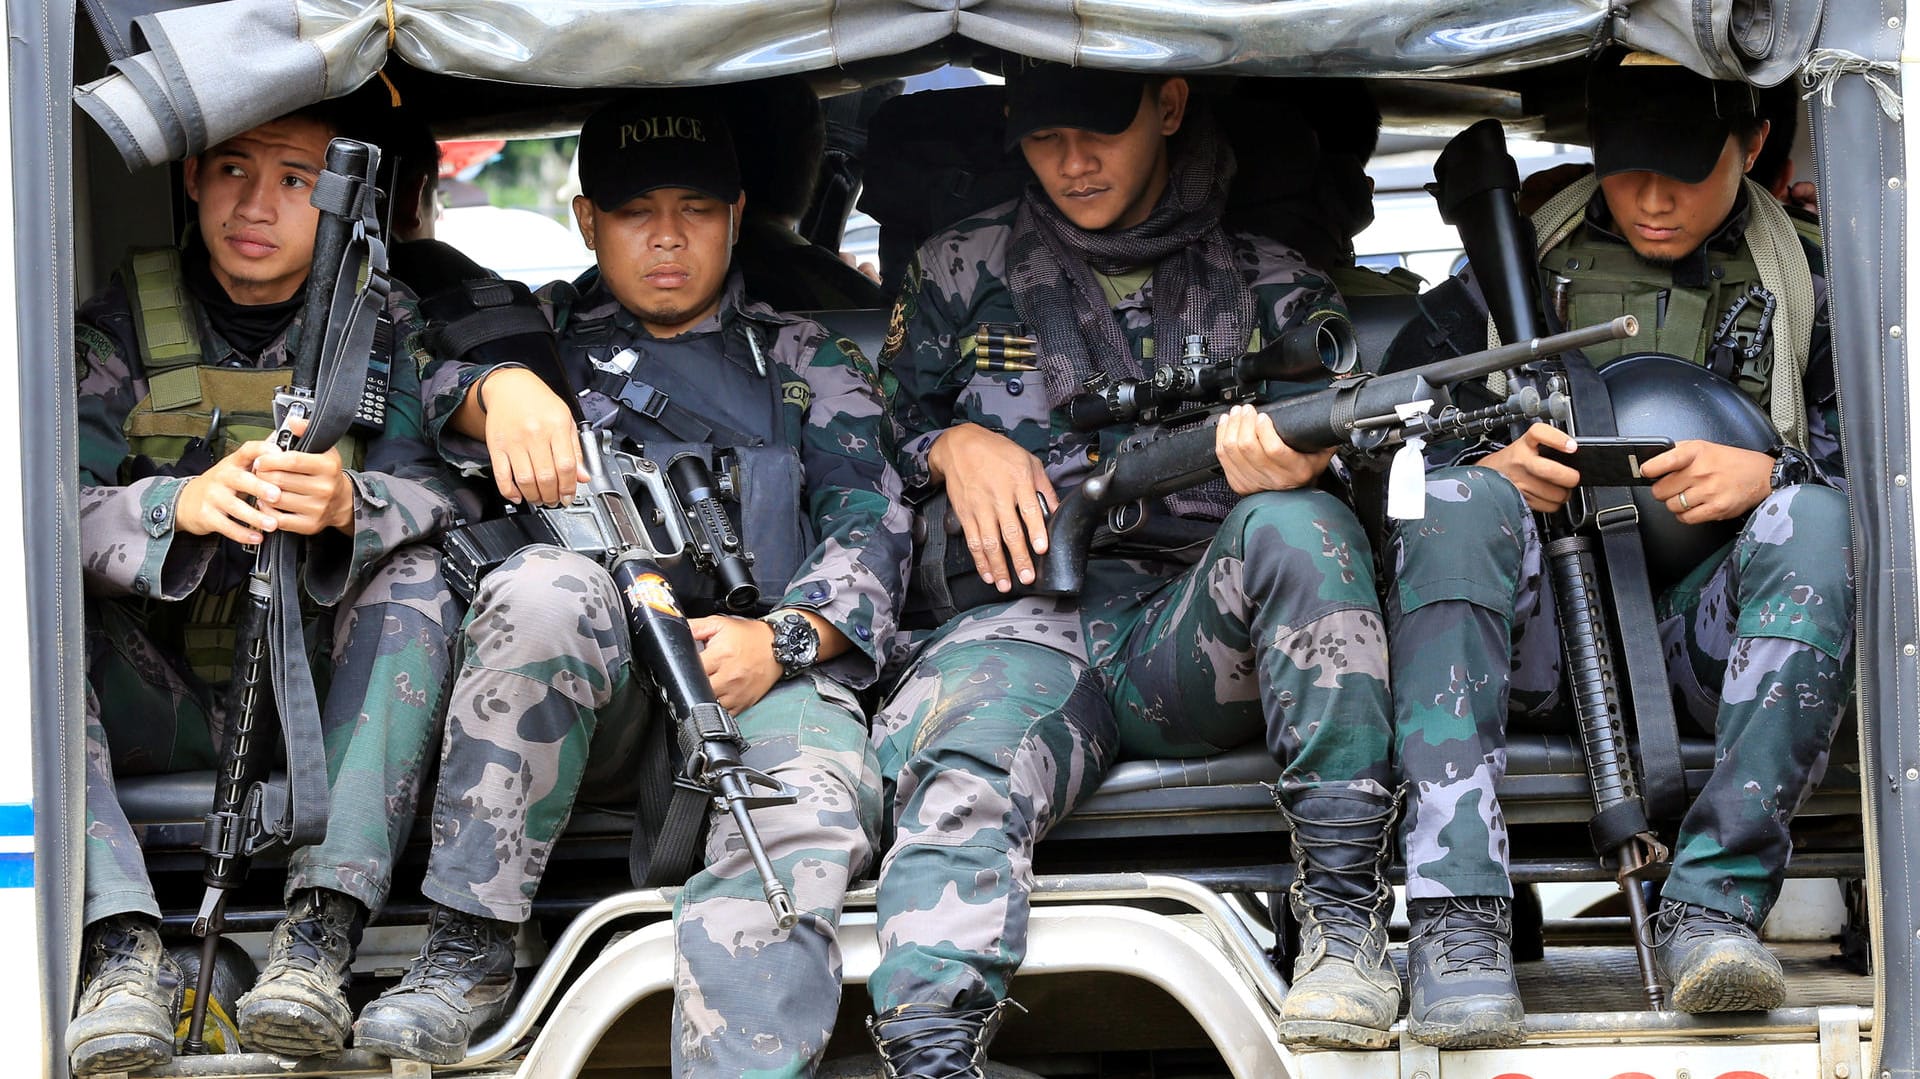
[666,453,759,612]
[1066,312,1358,431]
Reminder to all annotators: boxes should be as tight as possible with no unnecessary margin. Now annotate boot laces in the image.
[279,894,351,973]
[83,918,172,1003]
[1651,901,1758,949]
[1291,827,1391,957]
[1414,898,1511,975]
[871,1002,1013,1079]
[397,912,508,992]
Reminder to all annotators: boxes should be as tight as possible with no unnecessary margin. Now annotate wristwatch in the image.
[762,611,820,679]
[1769,445,1820,491]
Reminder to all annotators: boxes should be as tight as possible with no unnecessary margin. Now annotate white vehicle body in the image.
[10,2,1916,1078]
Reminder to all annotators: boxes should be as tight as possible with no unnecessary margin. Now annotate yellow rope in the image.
[375,0,402,106]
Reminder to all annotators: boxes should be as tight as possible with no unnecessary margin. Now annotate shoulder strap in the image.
[123,246,205,373]
[1740,177,1815,450]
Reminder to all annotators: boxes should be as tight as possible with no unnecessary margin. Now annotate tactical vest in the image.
[1547,228,1777,408]
[554,293,816,615]
[114,247,363,685]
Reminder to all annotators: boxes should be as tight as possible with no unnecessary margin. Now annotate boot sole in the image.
[1669,948,1787,1013]
[69,1031,171,1076]
[238,997,351,1057]
[1276,1019,1396,1050]
[354,1017,468,1066]
[1408,1012,1527,1049]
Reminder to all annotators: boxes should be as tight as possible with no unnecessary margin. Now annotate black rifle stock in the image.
[559,422,799,928]
[1434,118,1671,1008]
[184,138,379,1052]
[1029,317,1631,596]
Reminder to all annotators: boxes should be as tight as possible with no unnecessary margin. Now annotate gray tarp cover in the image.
[77,0,1823,171]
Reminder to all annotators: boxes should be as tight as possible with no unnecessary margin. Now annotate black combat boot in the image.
[65,913,182,1076]
[867,1000,1015,1079]
[352,905,517,1064]
[1273,787,1402,1050]
[1652,899,1786,1013]
[236,888,366,1055]
[1405,896,1526,1047]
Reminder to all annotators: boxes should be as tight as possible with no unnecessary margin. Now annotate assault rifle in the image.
[185,138,392,1051]
[1022,316,1632,597]
[1432,118,1678,1008]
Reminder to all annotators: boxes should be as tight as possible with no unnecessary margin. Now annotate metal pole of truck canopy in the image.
[1804,6,1914,1079]
[70,0,1818,172]
[16,0,81,1074]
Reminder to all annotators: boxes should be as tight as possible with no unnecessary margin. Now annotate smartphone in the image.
[1537,435,1676,486]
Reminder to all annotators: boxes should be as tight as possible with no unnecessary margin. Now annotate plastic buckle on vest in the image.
[1594,502,1641,534]
[620,382,671,421]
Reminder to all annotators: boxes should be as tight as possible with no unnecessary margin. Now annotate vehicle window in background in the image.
[433,136,594,287]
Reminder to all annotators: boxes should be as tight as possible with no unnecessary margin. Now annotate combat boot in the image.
[1405,896,1526,1047]
[65,913,182,1076]
[353,905,516,1064]
[1652,899,1786,1013]
[235,888,366,1055]
[1273,787,1402,1049]
[867,1000,1015,1078]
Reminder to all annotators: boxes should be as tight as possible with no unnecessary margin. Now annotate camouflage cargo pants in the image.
[1389,466,1854,925]
[870,491,1393,1013]
[82,544,457,925]
[419,546,880,1078]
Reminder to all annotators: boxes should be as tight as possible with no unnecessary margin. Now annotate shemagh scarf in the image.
[1009,110,1254,411]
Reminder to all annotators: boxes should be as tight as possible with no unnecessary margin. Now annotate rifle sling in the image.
[629,711,708,889]
[1556,352,1689,822]
[267,186,389,849]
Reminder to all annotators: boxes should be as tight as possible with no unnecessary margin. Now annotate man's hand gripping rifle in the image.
[1028,317,1630,596]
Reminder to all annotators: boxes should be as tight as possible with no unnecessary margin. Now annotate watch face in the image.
[771,614,819,675]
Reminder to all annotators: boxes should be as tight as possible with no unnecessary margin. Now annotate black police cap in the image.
[578,90,741,211]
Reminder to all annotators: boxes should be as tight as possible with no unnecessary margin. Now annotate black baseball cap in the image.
[1587,51,1760,184]
[1003,57,1149,150]
[577,90,741,210]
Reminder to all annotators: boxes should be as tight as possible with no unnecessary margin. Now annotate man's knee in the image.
[350,545,458,622]
[1388,466,1533,620]
[467,546,621,644]
[1735,484,1854,652]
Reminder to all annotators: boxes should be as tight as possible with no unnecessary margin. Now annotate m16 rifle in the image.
[184,138,393,1052]
[1430,117,1681,1009]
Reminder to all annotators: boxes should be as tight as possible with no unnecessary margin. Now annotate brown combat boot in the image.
[236,888,365,1055]
[66,913,182,1075]
[1273,787,1402,1049]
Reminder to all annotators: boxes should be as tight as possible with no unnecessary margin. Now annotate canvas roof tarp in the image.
[75,0,1823,170]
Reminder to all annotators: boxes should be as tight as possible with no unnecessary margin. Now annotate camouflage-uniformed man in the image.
[1383,51,1850,1044]
[867,61,1398,1070]
[71,107,464,1074]
[354,92,911,1073]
